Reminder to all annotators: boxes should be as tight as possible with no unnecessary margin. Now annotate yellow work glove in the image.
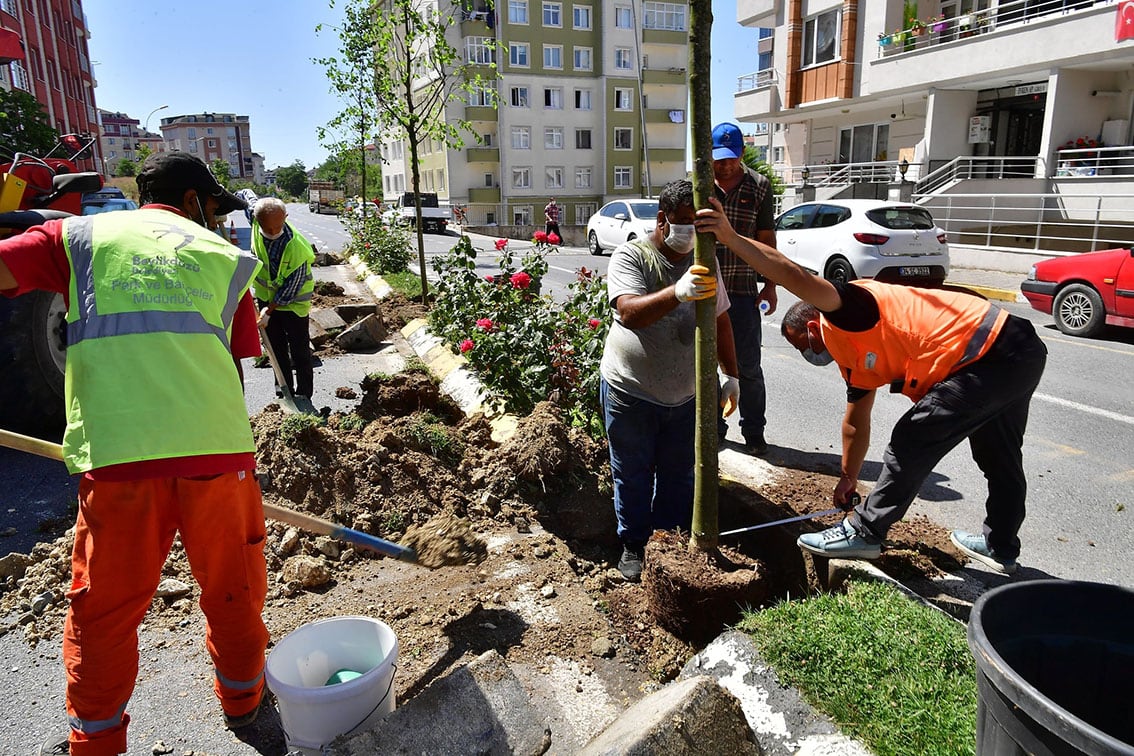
[674,264,716,302]
[720,375,740,418]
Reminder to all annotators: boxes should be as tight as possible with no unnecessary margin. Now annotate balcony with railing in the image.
[871,0,1118,92]
[737,0,777,26]
[733,68,780,122]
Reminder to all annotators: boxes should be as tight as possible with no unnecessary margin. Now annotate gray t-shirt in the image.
[600,237,730,406]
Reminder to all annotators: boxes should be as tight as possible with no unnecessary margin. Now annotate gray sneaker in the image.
[950,530,1018,574]
[797,518,881,559]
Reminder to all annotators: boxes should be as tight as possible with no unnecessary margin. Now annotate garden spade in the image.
[0,428,420,564]
[719,494,859,537]
[257,323,317,415]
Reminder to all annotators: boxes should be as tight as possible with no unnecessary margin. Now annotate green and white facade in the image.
[380,0,691,229]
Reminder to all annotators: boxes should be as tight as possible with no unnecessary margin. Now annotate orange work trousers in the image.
[63,470,270,756]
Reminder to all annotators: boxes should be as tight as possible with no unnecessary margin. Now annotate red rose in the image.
[533,230,548,243]
[587,318,601,329]
[485,275,495,282]
[510,271,532,289]
[459,338,475,353]
[548,232,561,245]
[494,238,508,251]
[476,318,493,331]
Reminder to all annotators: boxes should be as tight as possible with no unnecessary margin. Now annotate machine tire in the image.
[588,231,603,256]
[0,290,67,438]
[1053,283,1106,338]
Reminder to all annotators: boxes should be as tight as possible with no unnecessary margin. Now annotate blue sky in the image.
[84,0,762,170]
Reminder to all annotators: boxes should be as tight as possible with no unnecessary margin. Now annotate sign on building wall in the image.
[968,115,991,144]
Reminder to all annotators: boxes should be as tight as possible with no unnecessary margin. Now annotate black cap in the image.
[136,152,247,215]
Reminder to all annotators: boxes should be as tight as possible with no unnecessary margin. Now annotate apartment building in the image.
[1,0,99,169]
[381,0,690,228]
[733,0,1134,196]
[96,109,167,176]
[158,112,255,180]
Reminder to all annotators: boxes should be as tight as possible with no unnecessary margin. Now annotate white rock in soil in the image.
[276,528,300,557]
[540,584,557,599]
[281,555,331,589]
[315,536,341,560]
[155,579,192,599]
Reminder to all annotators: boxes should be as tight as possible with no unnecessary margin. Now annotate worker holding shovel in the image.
[696,197,1047,576]
[0,152,271,755]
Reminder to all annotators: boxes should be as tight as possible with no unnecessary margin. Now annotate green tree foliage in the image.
[210,158,231,188]
[115,158,137,177]
[742,147,786,196]
[318,0,499,304]
[0,88,59,159]
[274,161,308,198]
[135,144,153,166]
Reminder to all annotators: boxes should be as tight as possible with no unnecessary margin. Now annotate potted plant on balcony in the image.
[928,14,947,32]
[910,18,927,36]
[878,30,895,47]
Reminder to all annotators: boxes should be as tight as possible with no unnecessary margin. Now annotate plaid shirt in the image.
[715,168,775,296]
[265,225,307,306]
[544,202,560,223]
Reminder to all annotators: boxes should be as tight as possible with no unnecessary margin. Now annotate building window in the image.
[513,206,532,224]
[510,86,529,107]
[469,83,497,107]
[512,168,532,189]
[614,48,633,71]
[511,126,531,149]
[542,1,562,26]
[545,167,564,188]
[614,88,634,111]
[545,127,564,148]
[643,2,686,30]
[509,42,530,67]
[838,123,890,163]
[485,172,496,187]
[573,5,591,29]
[614,166,632,188]
[487,211,496,224]
[614,5,632,27]
[543,44,563,69]
[573,47,592,71]
[508,0,528,23]
[614,128,632,150]
[574,89,592,110]
[544,87,562,109]
[575,167,592,188]
[802,8,840,66]
[575,129,592,149]
[574,203,596,224]
[465,36,496,65]
[773,146,784,163]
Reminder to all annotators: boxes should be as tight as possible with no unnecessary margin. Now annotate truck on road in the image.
[382,192,449,234]
[308,181,345,214]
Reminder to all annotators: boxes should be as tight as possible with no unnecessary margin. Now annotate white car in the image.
[774,200,950,285]
[586,199,660,256]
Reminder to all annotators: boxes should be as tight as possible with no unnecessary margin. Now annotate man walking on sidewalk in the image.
[696,196,1047,575]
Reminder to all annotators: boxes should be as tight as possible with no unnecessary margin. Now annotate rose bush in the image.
[429,235,609,436]
[340,210,413,273]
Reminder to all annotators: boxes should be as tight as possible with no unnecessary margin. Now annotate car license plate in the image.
[900,266,931,277]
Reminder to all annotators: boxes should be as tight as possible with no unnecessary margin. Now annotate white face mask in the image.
[261,228,285,241]
[802,329,834,366]
[664,223,696,254]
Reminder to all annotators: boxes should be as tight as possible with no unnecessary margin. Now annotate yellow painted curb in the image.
[945,281,1020,302]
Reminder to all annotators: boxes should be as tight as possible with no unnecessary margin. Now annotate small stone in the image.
[590,636,615,658]
[31,592,53,614]
[152,740,174,755]
[276,528,301,557]
[155,579,192,599]
[540,585,557,599]
[280,555,331,589]
[315,536,341,560]
[18,611,36,626]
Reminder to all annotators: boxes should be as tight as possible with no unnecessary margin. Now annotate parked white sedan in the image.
[586,199,660,256]
[775,200,950,285]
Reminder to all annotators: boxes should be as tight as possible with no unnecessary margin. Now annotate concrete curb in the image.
[944,280,1024,303]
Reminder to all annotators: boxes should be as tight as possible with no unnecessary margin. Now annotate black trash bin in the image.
[968,579,1134,756]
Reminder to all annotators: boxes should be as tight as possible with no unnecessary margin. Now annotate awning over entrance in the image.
[0,27,25,65]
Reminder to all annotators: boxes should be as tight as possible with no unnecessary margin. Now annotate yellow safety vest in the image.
[60,208,262,473]
[251,223,315,316]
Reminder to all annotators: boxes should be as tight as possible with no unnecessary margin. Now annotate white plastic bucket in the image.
[265,616,399,752]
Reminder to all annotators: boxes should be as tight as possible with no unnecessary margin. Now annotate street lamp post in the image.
[144,104,169,134]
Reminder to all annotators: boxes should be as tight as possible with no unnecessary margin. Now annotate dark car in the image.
[80,198,139,215]
[1020,247,1134,337]
[81,187,127,209]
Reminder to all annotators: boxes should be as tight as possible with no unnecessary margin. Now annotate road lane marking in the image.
[1035,438,1087,456]
[1034,392,1134,426]
[1037,332,1134,356]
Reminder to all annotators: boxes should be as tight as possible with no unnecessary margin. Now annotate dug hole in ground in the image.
[0,284,975,755]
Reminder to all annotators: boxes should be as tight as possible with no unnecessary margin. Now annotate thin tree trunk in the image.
[688,0,718,553]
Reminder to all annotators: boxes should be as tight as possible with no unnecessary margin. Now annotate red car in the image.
[1020,247,1134,337]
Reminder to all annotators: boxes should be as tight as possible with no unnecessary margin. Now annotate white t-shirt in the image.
[599,237,729,406]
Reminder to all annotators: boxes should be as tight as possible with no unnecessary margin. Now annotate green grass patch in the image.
[738,580,976,756]
[406,411,463,467]
[385,270,423,300]
[278,413,326,447]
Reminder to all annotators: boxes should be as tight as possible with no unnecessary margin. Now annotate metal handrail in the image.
[915,156,1048,195]
[736,69,777,93]
[783,160,920,186]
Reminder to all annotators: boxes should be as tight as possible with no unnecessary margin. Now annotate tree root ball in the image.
[400,513,488,569]
[643,530,771,644]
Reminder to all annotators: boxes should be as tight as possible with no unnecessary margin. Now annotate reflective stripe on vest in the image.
[66,216,259,352]
[69,700,127,734]
[953,303,1003,371]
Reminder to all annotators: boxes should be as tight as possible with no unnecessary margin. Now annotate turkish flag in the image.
[1117,0,1134,42]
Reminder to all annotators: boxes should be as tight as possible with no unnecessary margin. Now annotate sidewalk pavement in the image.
[941,245,1040,303]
